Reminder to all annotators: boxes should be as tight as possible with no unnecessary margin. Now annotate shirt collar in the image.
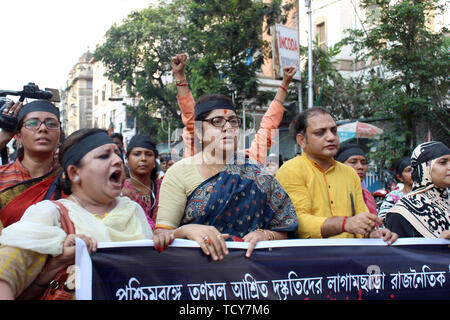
[301,152,336,173]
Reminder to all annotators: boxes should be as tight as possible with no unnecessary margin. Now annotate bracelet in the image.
[256,229,275,240]
[175,78,187,84]
[176,82,188,87]
[279,85,288,93]
[341,217,348,233]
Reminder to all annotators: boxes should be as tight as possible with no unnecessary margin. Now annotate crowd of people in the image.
[0,54,448,300]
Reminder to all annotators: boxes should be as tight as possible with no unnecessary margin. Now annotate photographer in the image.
[0,98,63,232]
[0,100,22,152]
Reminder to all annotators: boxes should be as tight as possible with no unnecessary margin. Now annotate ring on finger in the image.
[8,110,14,114]
[203,235,211,246]
[3,109,9,113]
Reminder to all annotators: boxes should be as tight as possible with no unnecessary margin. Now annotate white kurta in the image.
[0,197,153,255]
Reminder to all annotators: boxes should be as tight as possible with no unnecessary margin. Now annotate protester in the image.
[276,107,397,244]
[378,156,413,221]
[160,154,174,174]
[335,143,377,215]
[0,128,153,299]
[153,94,298,260]
[171,53,296,164]
[121,134,161,228]
[0,100,63,232]
[385,141,450,238]
[111,133,125,160]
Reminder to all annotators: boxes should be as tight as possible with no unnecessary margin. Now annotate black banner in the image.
[75,239,450,300]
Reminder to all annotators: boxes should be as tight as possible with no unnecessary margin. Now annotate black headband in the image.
[335,145,365,163]
[62,131,113,170]
[18,100,60,123]
[194,98,236,120]
[395,157,411,176]
[126,134,157,156]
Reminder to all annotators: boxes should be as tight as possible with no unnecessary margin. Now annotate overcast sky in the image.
[0,0,154,93]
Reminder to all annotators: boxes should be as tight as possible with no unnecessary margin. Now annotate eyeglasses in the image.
[203,116,242,128]
[23,118,60,131]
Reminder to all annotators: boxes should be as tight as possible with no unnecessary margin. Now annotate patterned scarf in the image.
[388,142,450,237]
[183,158,298,239]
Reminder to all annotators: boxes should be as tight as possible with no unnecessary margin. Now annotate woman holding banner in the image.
[153,94,298,261]
[0,128,153,299]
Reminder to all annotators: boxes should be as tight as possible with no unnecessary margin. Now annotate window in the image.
[316,22,326,49]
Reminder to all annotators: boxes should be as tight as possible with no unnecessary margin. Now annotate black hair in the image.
[289,107,334,138]
[111,133,123,143]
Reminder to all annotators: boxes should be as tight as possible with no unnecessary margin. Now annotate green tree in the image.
[94,2,188,138]
[94,0,294,139]
[341,0,449,164]
[183,0,294,108]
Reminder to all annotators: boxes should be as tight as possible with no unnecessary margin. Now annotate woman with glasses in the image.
[171,53,297,164]
[0,100,63,231]
[153,94,298,260]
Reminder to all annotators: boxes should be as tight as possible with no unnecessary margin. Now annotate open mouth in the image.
[109,169,123,185]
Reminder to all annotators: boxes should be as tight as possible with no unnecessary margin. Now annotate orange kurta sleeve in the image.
[246,100,285,164]
[177,92,196,158]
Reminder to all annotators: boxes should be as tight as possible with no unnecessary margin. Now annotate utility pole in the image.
[295,7,303,113]
[305,0,313,108]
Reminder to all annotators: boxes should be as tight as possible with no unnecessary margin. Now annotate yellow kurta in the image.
[276,153,368,239]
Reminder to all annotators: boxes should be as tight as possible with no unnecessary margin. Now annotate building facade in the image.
[91,58,136,146]
[62,51,94,135]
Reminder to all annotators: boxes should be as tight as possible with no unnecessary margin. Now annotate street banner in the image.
[275,24,301,80]
[75,238,450,300]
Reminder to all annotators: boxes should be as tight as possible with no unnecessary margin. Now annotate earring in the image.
[73,176,80,183]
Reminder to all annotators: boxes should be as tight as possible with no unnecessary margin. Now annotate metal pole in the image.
[168,120,171,152]
[296,3,303,113]
[306,0,313,108]
[297,81,302,112]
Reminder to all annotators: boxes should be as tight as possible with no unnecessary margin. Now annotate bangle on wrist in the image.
[176,82,188,87]
[279,85,288,93]
[256,229,274,240]
[341,217,348,233]
[175,78,187,84]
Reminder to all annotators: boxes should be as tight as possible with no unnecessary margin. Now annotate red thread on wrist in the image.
[342,217,348,233]
[279,85,288,93]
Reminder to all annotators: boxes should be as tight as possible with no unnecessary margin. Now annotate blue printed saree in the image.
[182,159,298,239]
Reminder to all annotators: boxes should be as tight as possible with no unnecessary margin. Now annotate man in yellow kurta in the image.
[276,107,397,243]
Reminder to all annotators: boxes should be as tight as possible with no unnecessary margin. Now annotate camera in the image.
[0,82,59,102]
[0,83,60,132]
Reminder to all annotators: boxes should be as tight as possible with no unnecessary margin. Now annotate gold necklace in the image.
[129,175,151,193]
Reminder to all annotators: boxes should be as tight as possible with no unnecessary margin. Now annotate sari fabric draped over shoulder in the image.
[183,160,298,238]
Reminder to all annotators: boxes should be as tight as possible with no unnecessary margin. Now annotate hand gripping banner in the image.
[75,238,450,300]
